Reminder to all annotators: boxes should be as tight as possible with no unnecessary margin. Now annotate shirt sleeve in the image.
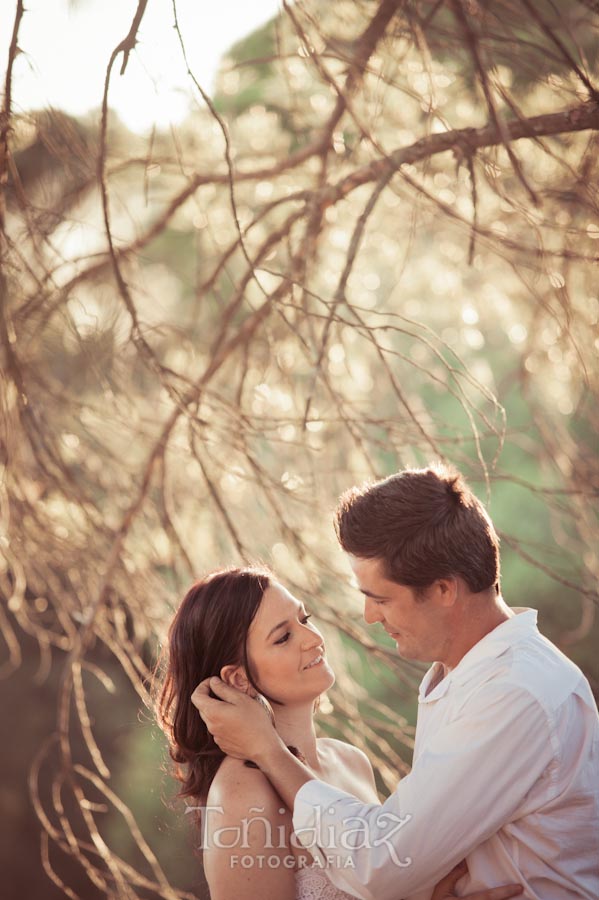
[292,681,555,900]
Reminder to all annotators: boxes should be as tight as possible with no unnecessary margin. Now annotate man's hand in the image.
[431,860,523,900]
[191,677,283,764]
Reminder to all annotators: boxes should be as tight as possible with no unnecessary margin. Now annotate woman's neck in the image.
[273,702,319,769]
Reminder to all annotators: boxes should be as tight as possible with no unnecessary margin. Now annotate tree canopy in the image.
[1,1,598,897]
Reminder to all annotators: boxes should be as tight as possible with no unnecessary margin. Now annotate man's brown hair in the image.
[335,464,500,594]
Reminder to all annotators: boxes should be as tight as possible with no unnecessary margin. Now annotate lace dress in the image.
[295,865,357,900]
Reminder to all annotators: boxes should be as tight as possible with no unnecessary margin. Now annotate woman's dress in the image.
[296,865,357,899]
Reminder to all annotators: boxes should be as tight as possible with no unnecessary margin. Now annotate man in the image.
[192,464,599,899]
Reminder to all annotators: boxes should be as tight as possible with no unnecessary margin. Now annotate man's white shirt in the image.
[292,608,599,899]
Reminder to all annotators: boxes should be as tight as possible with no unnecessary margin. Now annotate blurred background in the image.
[1,0,598,897]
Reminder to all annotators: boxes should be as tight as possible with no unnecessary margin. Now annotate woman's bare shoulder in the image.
[317,737,378,799]
[207,756,291,816]
[202,758,296,900]
[318,737,373,772]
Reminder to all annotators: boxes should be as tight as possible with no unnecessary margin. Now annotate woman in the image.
[154,566,522,900]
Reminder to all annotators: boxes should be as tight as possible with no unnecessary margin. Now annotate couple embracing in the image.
[155,464,599,900]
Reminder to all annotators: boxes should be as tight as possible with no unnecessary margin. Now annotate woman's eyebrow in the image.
[266,619,289,639]
[265,605,306,639]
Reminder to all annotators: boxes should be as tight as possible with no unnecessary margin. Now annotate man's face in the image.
[348,555,454,664]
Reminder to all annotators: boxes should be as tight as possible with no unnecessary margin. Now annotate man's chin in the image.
[393,639,426,662]
[396,645,436,666]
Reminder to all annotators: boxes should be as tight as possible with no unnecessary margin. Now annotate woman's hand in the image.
[431,860,523,900]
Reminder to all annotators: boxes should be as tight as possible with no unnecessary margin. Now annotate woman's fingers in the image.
[430,860,468,898]
[470,887,523,900]
[430,860,523,900]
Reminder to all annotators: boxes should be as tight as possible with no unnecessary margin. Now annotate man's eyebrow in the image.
[357,587,389,600]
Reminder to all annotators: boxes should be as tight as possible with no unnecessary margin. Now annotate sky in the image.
[1,0,281,132]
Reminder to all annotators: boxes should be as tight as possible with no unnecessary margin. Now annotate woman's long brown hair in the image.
[153,566,271,809]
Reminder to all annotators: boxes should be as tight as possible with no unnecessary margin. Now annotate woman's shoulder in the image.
[317,737,373,772]
[203,757,296,899]
[317,737,378,800]
[207,756,291,816]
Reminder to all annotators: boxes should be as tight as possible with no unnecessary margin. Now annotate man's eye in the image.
[274,632,290,645]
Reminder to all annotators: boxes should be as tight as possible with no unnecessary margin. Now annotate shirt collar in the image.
[418,607,538,703]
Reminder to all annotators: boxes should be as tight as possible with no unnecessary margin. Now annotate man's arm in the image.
[289,680,554,899]
[193,677,551,900]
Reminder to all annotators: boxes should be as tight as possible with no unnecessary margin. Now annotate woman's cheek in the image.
[256,658,286,694]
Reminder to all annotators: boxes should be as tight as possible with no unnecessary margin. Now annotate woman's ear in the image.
[220,664,254,694]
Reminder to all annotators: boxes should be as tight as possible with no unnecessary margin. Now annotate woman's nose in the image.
[301,626,323,649]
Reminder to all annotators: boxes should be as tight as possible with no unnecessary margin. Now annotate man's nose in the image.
[363,596,382,625]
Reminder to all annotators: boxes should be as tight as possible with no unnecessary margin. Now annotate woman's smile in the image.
[303,652,325,670]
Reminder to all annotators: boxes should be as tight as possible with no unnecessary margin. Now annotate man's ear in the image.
[436,576,458,607]
[220,664,255,695]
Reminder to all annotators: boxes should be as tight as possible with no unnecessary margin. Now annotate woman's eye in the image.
[273,614,311,644]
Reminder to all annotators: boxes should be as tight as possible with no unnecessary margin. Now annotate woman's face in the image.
[245,581,335,705]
